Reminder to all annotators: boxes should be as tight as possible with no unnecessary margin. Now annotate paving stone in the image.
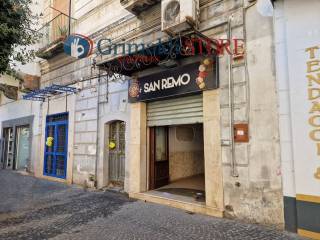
[0,170,303,240]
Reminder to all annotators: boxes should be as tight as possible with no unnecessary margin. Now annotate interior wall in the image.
[169,124,204,182]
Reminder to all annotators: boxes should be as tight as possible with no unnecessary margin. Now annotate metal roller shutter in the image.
[147,94,203,126]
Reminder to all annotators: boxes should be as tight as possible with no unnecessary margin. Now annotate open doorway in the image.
[149,124,205,203]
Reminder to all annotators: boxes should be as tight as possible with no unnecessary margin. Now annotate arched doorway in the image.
[108,121,126,185]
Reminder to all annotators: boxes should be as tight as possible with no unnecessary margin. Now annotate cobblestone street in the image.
[0,170,302,240]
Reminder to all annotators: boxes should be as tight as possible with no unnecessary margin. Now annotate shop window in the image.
[156,127,168,161]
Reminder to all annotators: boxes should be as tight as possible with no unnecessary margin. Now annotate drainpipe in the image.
[94,70,101,187]
[68,0,72,35]
[228,16,239,177]
[199,16,239,177]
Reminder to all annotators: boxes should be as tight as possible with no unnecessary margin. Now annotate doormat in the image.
[156,188,205,202]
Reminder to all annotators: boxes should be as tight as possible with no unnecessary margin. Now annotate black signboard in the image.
[128,58,219,102]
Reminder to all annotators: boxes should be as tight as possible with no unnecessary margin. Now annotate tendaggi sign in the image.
[306,46,320,180]
[128,58,219,102]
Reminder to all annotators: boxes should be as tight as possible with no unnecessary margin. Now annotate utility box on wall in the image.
[234,124,249,143]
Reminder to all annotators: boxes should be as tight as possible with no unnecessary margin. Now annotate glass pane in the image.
[119,121,126,132]
[156,127,167,162]
[16,127,30,169]
[47,113,68,123]
[45,154,54,174]
[119,122,125,153]
[46,126,55,153]
[8,141,13,152]
[57,125,66,153]
[56,155,65,177]
[110,123,117,142]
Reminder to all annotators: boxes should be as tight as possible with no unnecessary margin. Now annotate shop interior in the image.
[149,124,205,204]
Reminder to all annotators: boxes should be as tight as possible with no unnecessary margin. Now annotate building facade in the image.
[2,0,307,235]
[33,0,132,190]
[0,0,43,174]
[25,0,283,227]
[0,76,41,174]
[273,0,320,238]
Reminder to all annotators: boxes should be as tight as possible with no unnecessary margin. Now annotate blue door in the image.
[44,113,68,179]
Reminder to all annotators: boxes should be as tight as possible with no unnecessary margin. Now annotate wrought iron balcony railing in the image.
[39,13,71,47]
[37,12,75,59]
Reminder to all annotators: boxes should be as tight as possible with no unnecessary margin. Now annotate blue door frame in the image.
[44,112,69,179]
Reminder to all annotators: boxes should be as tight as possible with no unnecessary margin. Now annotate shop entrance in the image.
[1,126,31,171]
[15,126,30,170]
[149,124,205,203]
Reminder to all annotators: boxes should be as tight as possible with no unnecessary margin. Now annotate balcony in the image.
[36,13,75,59]
[0,75,19,100]
[120,0,160,15]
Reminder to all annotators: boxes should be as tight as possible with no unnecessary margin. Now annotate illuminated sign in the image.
[128,58,219,102]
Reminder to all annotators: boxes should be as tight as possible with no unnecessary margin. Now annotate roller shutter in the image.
[147,94,203,126]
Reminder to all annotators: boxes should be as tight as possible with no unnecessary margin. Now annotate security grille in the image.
[0,138,4,169]
[47,113,68,123]
[109,121,126,183]
[44,112,68,179]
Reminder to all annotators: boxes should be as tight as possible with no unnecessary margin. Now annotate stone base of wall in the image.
[224,184,284,227]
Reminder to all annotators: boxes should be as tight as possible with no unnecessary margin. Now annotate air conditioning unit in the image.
[161,0,199,34]
[120,0,161,15]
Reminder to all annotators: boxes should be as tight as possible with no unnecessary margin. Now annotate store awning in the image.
[23,84,78,101]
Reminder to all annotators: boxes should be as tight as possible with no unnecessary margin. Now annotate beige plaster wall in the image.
[208,3,283,226]
[169,125,204,182]
[95,81,131,191]
[128,102,147,193]
[203,90,224,212]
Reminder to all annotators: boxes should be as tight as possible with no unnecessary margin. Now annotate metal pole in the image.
[68,0,72,35]
[228,16,238,177]
[94,70,101,187]
[0,138,3,169]
[47,97,50,115]
[65,92,68,112]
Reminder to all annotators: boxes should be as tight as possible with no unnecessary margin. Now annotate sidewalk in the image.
[0,170,303,240]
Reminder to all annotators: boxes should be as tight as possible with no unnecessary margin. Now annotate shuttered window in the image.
[147,94,203,126]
